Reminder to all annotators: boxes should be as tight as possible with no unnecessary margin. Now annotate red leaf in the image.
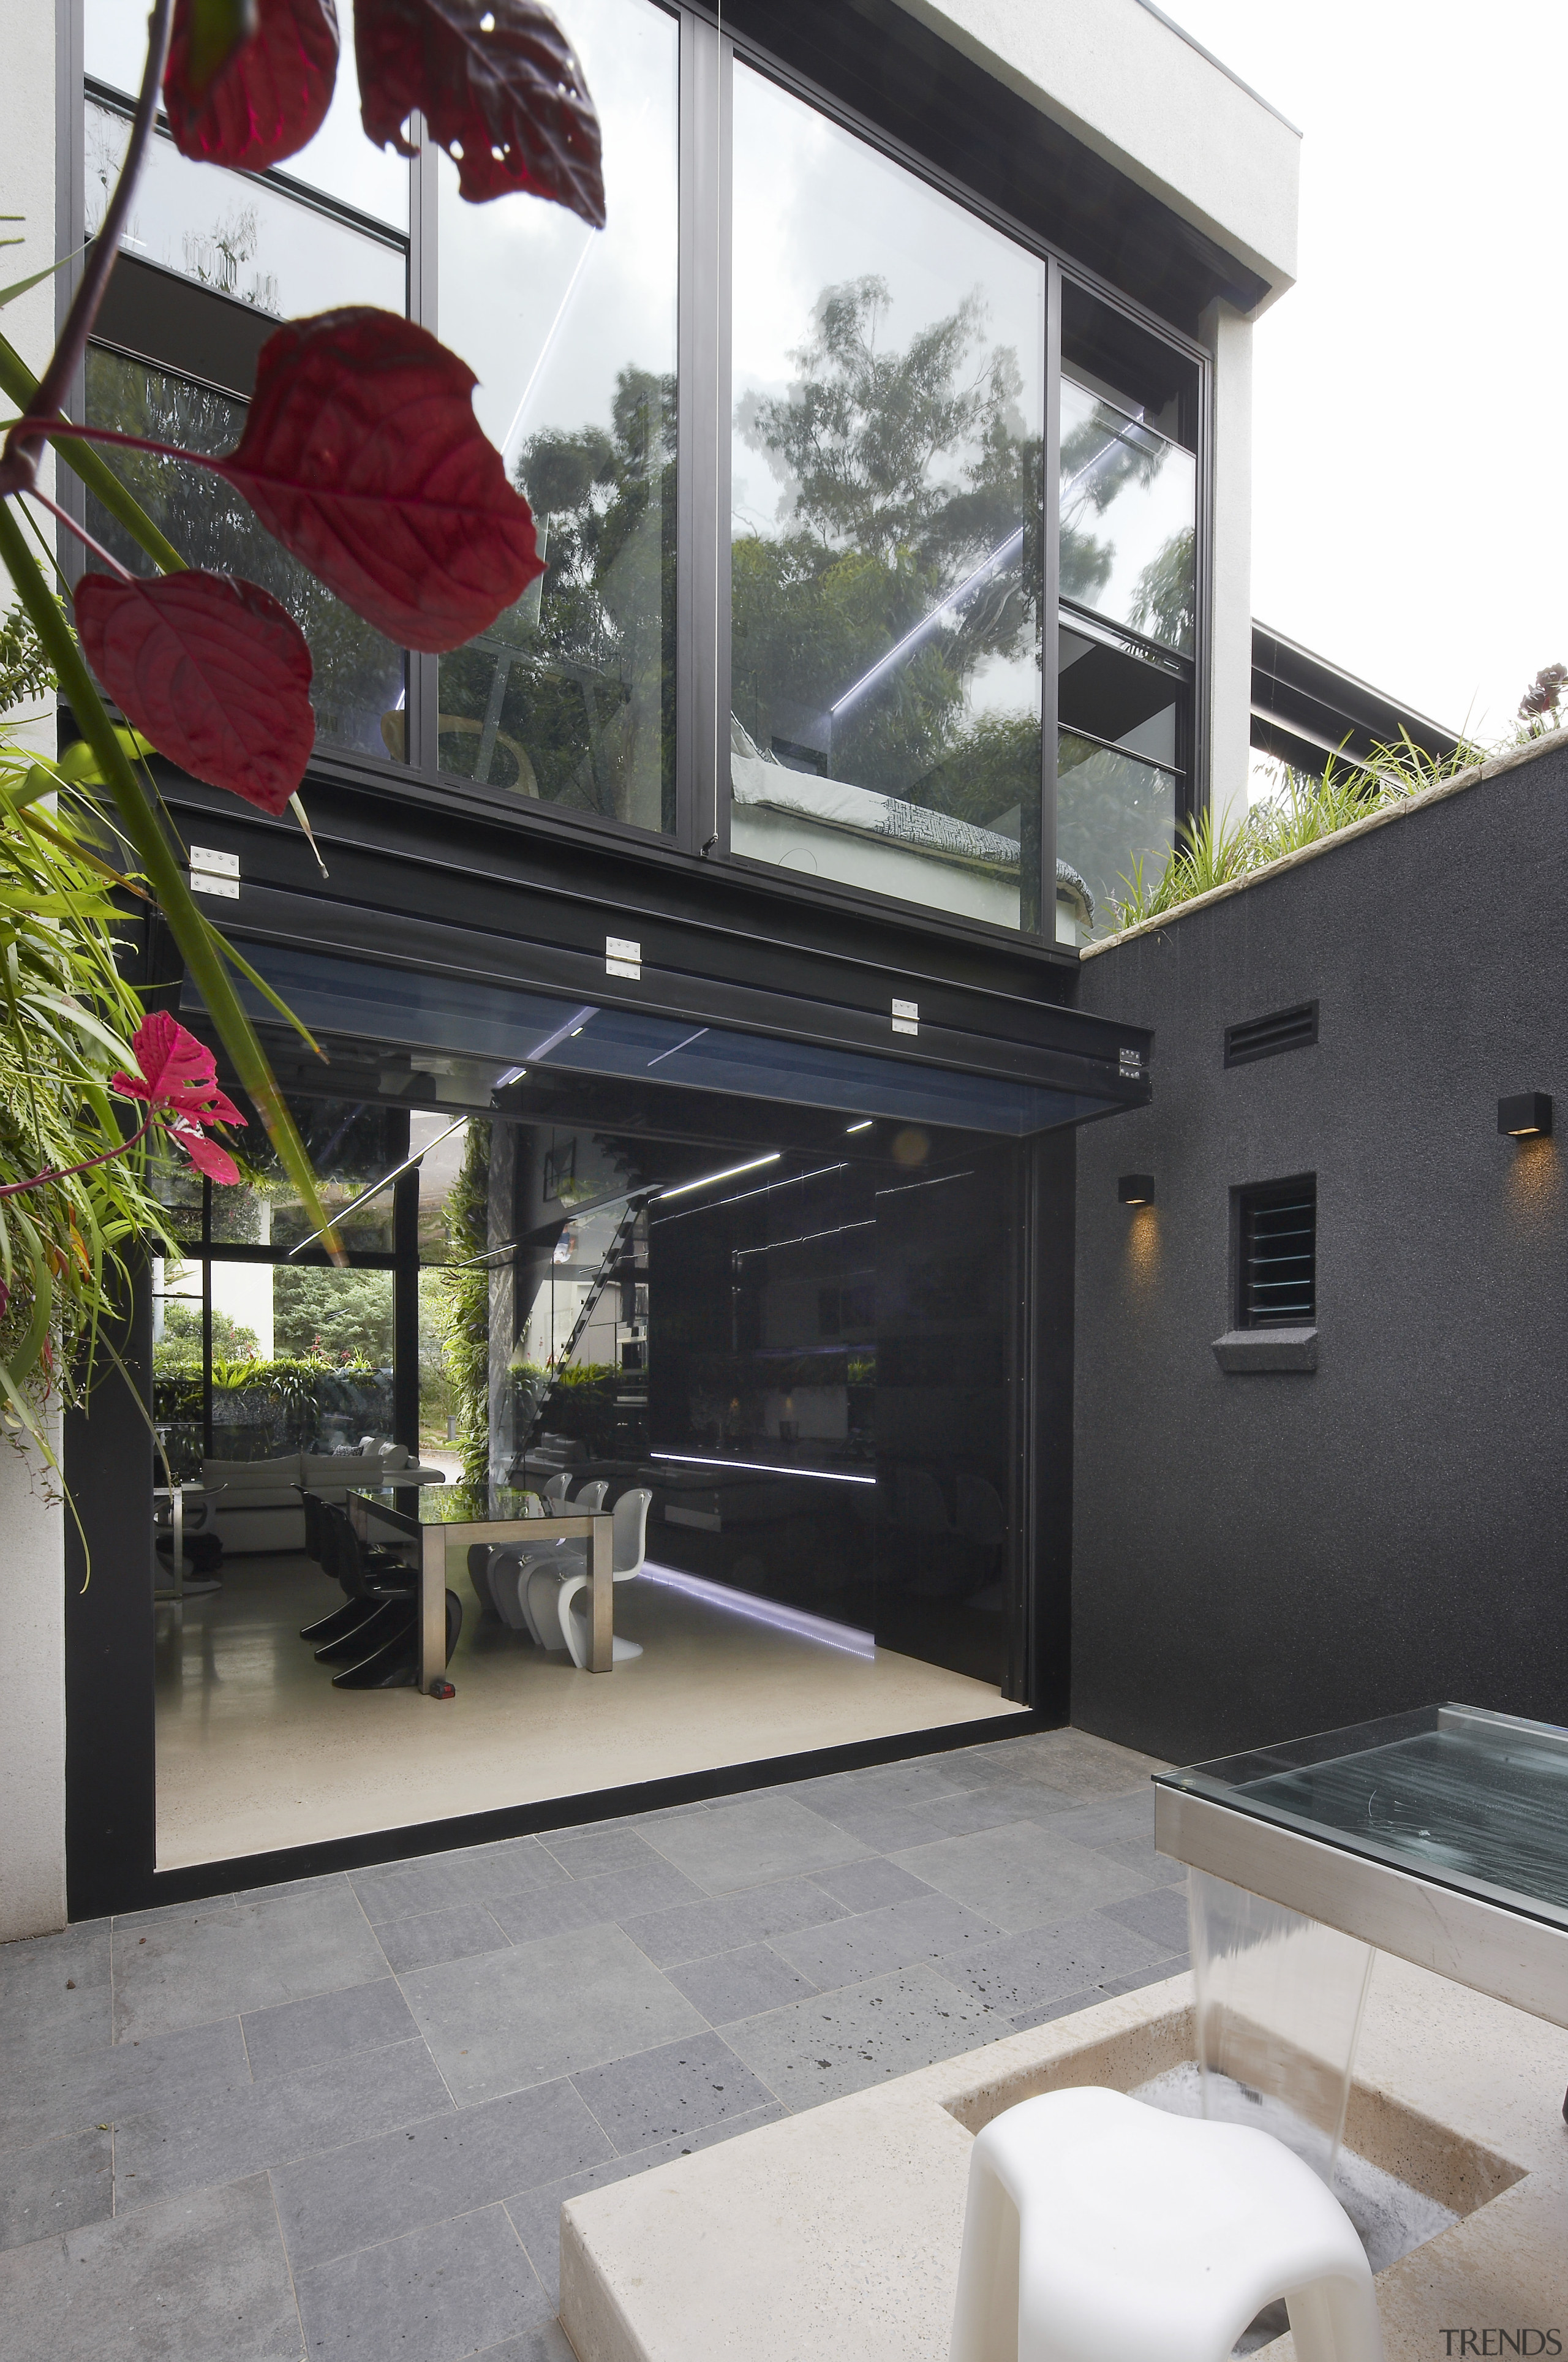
[165,0,340,172]
[115,1014,248,1131]
[211,308,544,652]
[173,1123,243,1185]
[356,0,605,222]
[75,570,316,817]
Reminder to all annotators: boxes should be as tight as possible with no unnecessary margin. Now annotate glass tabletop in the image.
[350,1481,577,1525]
[1155,1704,1568,1934]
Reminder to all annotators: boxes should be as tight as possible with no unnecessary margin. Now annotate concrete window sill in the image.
[1212,1328,1317,1373]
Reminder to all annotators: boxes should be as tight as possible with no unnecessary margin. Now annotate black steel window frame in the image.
[155,1122,425,1463]
[56,0,1210,958]
[1234,1174,1317,1330]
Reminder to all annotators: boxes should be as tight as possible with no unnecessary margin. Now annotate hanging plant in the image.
[0,0,603,1458]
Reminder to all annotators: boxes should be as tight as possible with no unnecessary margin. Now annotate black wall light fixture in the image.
[1118,1173,1156,1206]
[1498,1093,1553,1138]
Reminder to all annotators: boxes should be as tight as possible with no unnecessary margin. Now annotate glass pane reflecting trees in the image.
[437,0,679,829]
[729,65,1045,931]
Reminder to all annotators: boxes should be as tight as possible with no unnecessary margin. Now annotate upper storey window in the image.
[435,0,679,828]
[72,2,1207,952]
[728,65,1047,935]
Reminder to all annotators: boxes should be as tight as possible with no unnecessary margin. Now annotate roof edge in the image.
[1080,728,1564,961]
[1131,1,1302,135]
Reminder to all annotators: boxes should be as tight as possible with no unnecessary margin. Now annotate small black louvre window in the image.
[1224,1002,1318,1066]
[1238,1177,1316,1327]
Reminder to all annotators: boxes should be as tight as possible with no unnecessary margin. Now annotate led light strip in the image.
[650,1452,875,1485]
[639,1560,875,1658]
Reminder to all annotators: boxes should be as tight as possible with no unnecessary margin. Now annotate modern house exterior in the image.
[27,0,1556,1955]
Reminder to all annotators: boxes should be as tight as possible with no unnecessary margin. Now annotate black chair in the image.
[332,1586,462,1691]
[312,1511,418,1664]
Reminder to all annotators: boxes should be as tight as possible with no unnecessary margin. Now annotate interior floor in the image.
[154,1552,1028,1869]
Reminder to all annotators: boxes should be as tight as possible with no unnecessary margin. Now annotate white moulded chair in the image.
[531,1485,651,1668]
[488,1481,608,1641]
[949,2086,1382,2362]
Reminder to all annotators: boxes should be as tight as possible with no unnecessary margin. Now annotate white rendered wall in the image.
[0,1427,66,1942]
[1202,298,1254,831]
[0,1,66,1944]
[894,0,1299,302]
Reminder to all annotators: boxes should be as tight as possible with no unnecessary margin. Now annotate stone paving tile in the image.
[540,1827,660,1879]
[0,1923,111,2053]
[475,2325,577,2362]
[111,1885,387,2043]
[113,2037,452,2213]
[348,1838,566,1926]
[890,1820,1155,1935]
[641,1794,872,1894]
[617,1876,846,1969]
[1095,1833,1186,1887]
[0,2127,113,2252]
[722,1961,1003,2109]
[771,1892,1003,1991]
[400,1925,707,2108]
[0,2168,302,2362]
[663,1942,818,2025]
[293,2201,549,2362]
[1020,1794,1156,1850]
[374,1903,513,1977]
[241,1974,418,2078]
[935,1908,1170,2016]
[806,1857,935,1913]
[570,2029,774,2153]
[532,1858,708,1927]
[483,1883,614,1949]
[505,2108,784,2307]
[0,2015,250,2156]
[1100,1885,1190,1953]
[271,2075,611,2276]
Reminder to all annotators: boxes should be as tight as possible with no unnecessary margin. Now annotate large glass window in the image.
[76,7,1207,942]
[728,64,1046,930]
[435,0,679,828]
[1056,282,1199,942]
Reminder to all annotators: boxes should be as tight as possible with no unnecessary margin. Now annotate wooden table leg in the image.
[589,1512,612,1672]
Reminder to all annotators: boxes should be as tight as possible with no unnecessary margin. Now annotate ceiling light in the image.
[845,1120,873,1134]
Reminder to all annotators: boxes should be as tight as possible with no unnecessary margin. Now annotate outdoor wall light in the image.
[1118,1173,1156,1206]
[1498,1093,1553,1139]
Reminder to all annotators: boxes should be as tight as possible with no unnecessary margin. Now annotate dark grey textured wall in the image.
[1070,734,1568,1764]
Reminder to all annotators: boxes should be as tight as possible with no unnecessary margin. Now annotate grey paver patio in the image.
[0,1730,1179,2359]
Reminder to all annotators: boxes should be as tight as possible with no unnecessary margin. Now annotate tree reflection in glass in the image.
[1058,378,1196,656]
[435,0,679,832]
[83,350,406,759]
[729,67,1045,932]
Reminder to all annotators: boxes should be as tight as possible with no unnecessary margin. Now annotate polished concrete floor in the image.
[154,1552,1028,1870]
[0,1730,1180,2362]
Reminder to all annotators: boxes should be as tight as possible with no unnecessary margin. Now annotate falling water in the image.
[1186,1868,1376,2186]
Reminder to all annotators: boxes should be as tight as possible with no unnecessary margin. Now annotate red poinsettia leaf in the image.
[211,308,544,652]
[173,1123,243,1185]
[356,0,604,222]
[165,0,340,172]
[173,0,260,103]
[75,570,316,817]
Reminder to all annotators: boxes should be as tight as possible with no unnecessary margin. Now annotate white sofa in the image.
[197,1445,446,1555]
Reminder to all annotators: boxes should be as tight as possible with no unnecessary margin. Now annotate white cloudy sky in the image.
[1162,0,1567,739]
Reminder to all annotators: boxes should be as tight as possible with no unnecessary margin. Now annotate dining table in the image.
[347,1479,616,1692]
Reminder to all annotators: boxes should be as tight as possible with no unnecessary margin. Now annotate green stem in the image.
[0,330,184,573]
[0,502,342,1259]
[0,1113,153,1198]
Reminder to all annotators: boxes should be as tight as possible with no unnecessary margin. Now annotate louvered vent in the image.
[1238,1178,1316,1327]
[1224,1001,1318,1067]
